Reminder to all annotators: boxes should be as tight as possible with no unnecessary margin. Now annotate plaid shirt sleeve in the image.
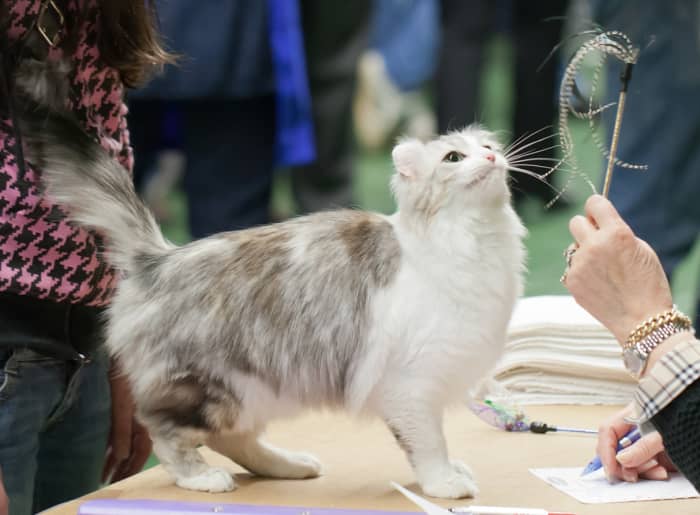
[628,338,700,424]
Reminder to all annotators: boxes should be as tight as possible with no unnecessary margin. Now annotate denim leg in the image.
[0,349,66,515]
[32,349,111,514]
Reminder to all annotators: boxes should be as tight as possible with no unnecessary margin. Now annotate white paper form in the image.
[529,467,699,504]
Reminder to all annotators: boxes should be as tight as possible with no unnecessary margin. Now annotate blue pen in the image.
[580,427,642,476]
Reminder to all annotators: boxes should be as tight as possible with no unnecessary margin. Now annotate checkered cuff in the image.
[628,338,700,424]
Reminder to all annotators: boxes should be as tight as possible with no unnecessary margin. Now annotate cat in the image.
[16,59,526,499]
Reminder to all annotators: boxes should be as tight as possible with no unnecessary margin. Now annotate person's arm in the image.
[564,195,699,483]
[596,332,699,484]
[650,375,700,487]
[631,334,700,487]
[102,361,153,483]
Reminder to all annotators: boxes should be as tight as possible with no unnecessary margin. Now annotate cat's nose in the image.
[485,153,495,163]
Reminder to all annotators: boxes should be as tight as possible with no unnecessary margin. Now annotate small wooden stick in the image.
[602,63,634,198]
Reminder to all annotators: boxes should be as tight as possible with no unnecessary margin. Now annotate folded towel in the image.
[489,295,635,405]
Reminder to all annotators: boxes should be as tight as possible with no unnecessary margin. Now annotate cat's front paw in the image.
[175,467,235,493]
[419,461,478,499]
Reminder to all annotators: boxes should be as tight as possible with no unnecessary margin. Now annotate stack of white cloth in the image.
[489,295,637,405]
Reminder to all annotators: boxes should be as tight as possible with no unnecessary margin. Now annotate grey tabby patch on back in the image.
[130,210,401,411]
[234,228,291,278]
[339,214,400,287]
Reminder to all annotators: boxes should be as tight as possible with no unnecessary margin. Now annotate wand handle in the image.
[602,63,634,198]
[602,91,627,197]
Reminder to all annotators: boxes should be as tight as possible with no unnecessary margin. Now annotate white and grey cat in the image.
[17,61,526,499]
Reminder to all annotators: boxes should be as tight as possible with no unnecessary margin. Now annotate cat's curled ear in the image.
[391,139,423,180]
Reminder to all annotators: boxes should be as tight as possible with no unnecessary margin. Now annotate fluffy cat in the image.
[16,61,526,499]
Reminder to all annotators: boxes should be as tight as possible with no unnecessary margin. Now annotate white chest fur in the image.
[349,208,525,412]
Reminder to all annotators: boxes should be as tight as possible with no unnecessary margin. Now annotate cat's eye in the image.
[483,144,493,150]
[442,151,466,163]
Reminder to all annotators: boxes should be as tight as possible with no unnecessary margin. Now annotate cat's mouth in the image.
[465,167,494,188]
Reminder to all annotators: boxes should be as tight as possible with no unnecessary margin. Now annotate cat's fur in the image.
[16,59,526,499]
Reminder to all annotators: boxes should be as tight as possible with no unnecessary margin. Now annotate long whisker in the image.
[505,132,560,158]
[507,163,574,171]
[505,130,558,155]
[504,125,553,153]
[506,166,561,194]
[506,144,563,161]
[509,157,565,164]
[505,125,553,150]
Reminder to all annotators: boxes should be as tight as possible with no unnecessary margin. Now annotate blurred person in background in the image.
[436,0,569,211]
[128,102,184,224]
[129,0,313,236]
[291,0,371,214]
[129,0,370,238]
[591,0,700,332]
[353,0,439,150]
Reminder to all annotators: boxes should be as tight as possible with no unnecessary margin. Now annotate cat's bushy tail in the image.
[18,104,173,271]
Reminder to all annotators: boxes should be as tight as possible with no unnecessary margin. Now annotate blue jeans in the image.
[0,347,111,515]
[593,0,700,329]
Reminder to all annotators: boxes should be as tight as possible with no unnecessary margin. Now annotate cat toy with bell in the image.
[467,399,596,436]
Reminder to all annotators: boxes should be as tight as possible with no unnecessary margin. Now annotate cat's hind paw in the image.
[248,450,323,479]
[419,461,478,499]
[278,451,323,479]
[175,467,235,493]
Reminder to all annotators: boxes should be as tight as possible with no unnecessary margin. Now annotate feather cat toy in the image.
[547,29,644,206]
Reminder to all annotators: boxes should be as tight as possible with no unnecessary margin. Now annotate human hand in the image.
[564,194,673,344]
[597,404,675,482]
[102,361,153,483]
[0,467,8,515]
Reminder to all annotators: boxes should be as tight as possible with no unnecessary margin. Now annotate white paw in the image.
[419,461,478,499]
[254,451,322,479]
[282,451,323,479]
[449,460,475,481]
[175,467,235,493]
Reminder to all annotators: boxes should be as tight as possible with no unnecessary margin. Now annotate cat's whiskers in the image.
[505,132,559,159]
[508,163,574,172]
[506,150,560,167]
[506,165,562,195]
[508,157,566,173]
[508,157,565,164]
[504,125,553,154]
[506,145,562,161]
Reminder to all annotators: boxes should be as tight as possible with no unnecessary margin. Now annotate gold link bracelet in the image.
[624,306,693,350]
